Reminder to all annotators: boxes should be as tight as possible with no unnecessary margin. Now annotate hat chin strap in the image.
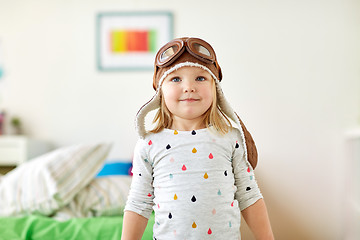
[135,62,257,169]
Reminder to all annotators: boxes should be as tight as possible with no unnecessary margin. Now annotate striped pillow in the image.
[0,142,112,216]
[53,175,132,220]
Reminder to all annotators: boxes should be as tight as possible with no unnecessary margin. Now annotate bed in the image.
[0,142,154,239]
[0,214,155,240]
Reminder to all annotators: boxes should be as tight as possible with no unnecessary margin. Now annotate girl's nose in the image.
[183,81,195,93]
[184,87,195,93]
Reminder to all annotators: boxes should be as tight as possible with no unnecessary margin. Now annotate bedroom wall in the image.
[0,0,359,239]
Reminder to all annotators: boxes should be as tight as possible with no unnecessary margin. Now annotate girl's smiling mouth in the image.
[180,98,199,102]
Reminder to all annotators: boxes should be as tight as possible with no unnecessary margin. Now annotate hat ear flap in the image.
[216,61,222,81]
[136,92,161,139]
[153,65,158,90]
[235,113,258,169]
[215,84,258,169]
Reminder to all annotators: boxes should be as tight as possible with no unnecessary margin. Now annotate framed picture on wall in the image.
[96,11,174,71]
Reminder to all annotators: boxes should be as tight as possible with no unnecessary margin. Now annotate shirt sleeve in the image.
[232,132,263,211]
[124,139,154,219]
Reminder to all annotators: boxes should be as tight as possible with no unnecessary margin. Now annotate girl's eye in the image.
[196,76,206,81]
[171,77,181,82]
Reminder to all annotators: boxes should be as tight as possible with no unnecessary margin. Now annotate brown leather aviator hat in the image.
[136,37,258,169]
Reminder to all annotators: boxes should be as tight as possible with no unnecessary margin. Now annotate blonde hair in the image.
[150,78,232,134]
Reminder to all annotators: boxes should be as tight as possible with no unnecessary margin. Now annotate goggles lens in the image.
[160,45,178,62]
[193,43,211,57]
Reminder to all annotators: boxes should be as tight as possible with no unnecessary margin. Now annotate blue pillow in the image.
[96,161,132,177]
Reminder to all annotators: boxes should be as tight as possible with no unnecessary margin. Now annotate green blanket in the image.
[0,215,154,240]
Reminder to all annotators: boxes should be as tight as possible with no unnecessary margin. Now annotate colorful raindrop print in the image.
[235,142,239,148]
[192,130,196,135]
[192,222,197,228]
[147,193,152,197]
[246,187,251,191]
[182,165,187,171]
[148,140,152,145]
[247,167,251,173]
[204,172,209,179]
[191,195,197,202]
[212,209,216,215]
[224,170,228,176]
[174,194,178,200]
[217,189,222,196]
[209,153,213,159]
[168,213,172,219]
[166,144,171,150]
[170,173,173,179]
[174,130,178,135]
[208,228,212,235]
[192,148,197,153]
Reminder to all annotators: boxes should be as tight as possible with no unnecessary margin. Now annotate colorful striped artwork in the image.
[110,30,157,53]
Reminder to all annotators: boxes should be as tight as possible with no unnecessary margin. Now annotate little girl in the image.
[122,37,273,239]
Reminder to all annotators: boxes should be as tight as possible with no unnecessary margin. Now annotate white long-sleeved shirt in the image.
[125,127,263,240]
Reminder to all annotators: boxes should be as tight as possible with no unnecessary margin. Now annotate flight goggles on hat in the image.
[155,37,222,81]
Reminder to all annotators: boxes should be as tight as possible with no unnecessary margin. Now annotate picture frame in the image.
[96,11,174,71]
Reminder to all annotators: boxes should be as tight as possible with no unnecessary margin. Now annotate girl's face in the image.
[161,66,214,130]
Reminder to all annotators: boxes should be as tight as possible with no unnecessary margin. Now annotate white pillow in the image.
[0,142,112,216]
[53,175,132,220]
